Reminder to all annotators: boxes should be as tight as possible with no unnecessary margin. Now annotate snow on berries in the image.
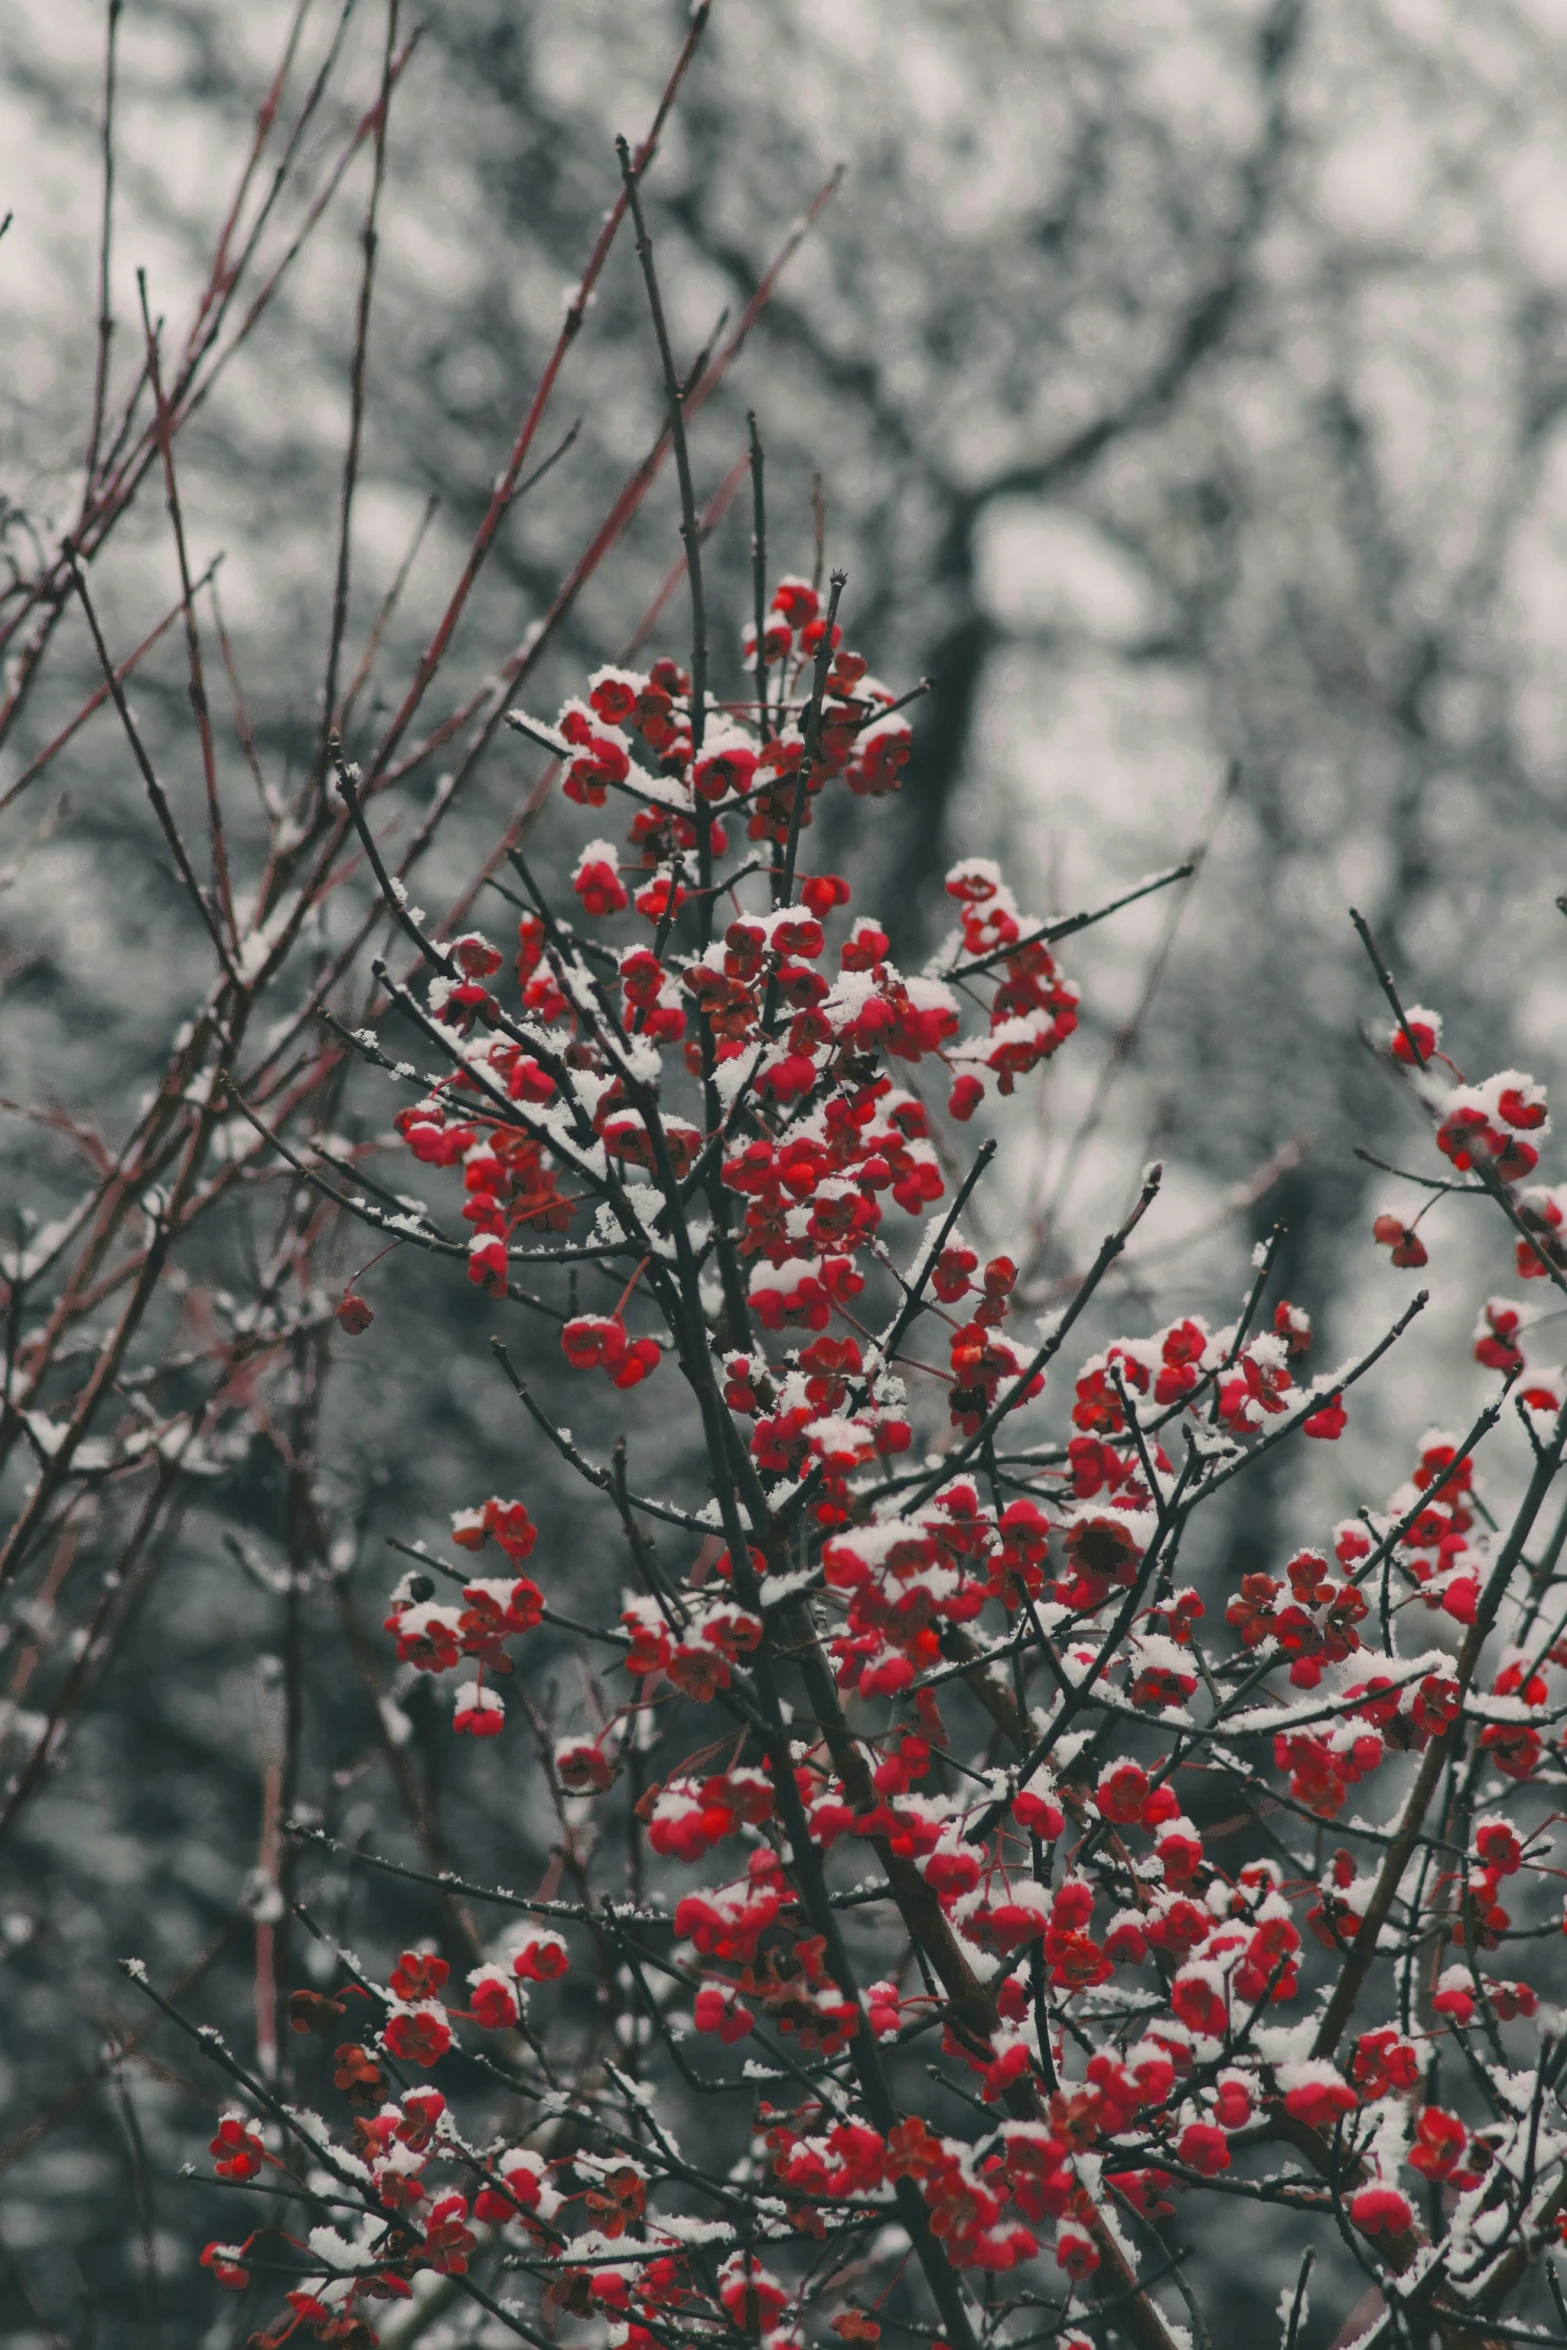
[165,570,1567,2350]
[1436,1070,1549,1183]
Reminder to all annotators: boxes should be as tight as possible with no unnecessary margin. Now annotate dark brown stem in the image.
[81,0,123,504]
[137,271,236,939]
[1349,903,1429,1069]
[65,545,242,986]
[616,135,708,757]
[320,0,399,750]
[1314,1392,1567,2058]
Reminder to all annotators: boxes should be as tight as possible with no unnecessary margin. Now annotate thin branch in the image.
[777,570,847,915]
[360,7,712,788]
[617,133,708,756]
[63,546,242,986]
[82,0,123,503]
[320,0,399,746]
[337,492,438,738]
[0,560,219,819]
[137,270,235,937]
[944,859,1199,982]
[1349,904,1430,1069]
[749,412,770,741]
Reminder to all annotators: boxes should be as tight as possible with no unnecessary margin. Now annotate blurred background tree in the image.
[4,0,1567,2339]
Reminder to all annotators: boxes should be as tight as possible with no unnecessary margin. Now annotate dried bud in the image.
[288,1988,346,2037]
